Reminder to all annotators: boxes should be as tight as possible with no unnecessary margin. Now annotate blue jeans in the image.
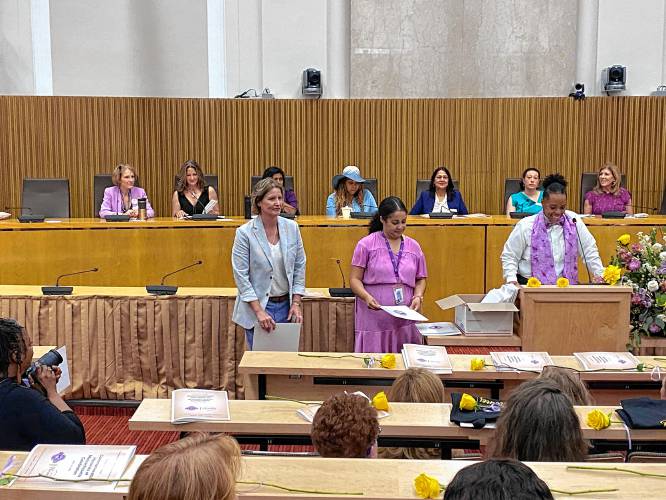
[245,299,291,350]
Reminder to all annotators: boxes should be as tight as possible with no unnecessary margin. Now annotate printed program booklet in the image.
[171,389,231,424]
[490,351,554,372]
[574,351,640,371]
[401,344,453,374]
[415,322,462,336]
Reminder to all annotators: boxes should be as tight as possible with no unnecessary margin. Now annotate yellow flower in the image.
[459,393,477,411]
[372,391,390,411]
[617,234,631,246]
[586,409,611,430]
[414,473,443,499]
[526,277,541,288]
[470,357,485,370]
[603,265,621,286]
[556,277,569,288]
[380,353,396,369]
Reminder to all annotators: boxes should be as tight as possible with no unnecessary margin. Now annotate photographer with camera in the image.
[0,318,85,451]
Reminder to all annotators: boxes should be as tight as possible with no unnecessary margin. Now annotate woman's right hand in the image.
[365,295,381,310]
[31,365,58,395]
[175,210,187,219]
[256,309,276,331]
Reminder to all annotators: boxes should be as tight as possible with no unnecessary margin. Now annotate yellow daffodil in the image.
[459,393,477,411]
[380,353,396,369]
[526,277,541,288]
[586,409,611,430]
[470,357,485,371]
[414,473,444,499]
[617,234,631,246]
[603,265,621,286]
[556,277,570,288]
[372,391,389,411]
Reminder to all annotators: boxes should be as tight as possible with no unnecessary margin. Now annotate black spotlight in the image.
[603,65,626,93]
[302,68,322,98]
[569,83,586,100]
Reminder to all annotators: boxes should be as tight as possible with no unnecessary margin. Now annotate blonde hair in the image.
[128,433,241,500]
[333,179,364,216]
[593,162,622,195]
[112,163,138,187]
[251,178,283,215]
[175,160,206,193]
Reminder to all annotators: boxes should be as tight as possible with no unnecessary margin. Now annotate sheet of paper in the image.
[380,305,428,322]
[56,345,71,394]
[574,351,640,371]
[415,322,461,336]
[171,389,230,424]
[401,344,452,374]
[253,322,302,351]
[490,351,554,372]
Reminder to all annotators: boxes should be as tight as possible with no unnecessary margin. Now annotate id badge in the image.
[392,285,405,305]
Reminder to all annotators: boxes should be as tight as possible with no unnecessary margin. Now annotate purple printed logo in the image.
[185,406,198,411]
[51,452,65,463]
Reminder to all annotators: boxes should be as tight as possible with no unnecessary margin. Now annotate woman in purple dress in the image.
[350,197,428,353]
[583,163,632,215]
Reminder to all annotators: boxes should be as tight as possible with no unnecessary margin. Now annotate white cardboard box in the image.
[436,294,518,334]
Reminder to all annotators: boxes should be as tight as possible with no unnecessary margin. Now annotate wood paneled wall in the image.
[1,96,665,217]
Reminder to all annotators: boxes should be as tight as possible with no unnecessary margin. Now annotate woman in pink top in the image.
[583,163,632,215]
[350,196,428,353]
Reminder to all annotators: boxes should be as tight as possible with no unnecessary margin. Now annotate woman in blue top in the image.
[506,167,543,216]
[409,166,468,215]
[326,166,378,216]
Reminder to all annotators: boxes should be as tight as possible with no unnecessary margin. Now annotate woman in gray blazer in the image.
[231,178,307,349]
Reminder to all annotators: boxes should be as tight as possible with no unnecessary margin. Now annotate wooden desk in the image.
[239,351,665,404]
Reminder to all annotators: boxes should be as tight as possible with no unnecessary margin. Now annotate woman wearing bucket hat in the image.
[326,166,378,216]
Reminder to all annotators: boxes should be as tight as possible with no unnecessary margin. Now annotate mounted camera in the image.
[602,65,626,94]
[568,83,586,100]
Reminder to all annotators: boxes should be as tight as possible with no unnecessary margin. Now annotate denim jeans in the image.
[245,299,290,350]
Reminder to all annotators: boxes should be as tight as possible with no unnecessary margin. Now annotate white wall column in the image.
[575,0,599,95]
[30,0,53,95]
[207,0,226,97]
[326,0,350,98]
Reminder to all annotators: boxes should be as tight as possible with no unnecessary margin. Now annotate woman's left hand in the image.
[409,296,423,311]
[288,302,303,323]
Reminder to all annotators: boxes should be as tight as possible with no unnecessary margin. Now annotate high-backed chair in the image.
[22,178,70,218]
[94,174,144,217]
[251,175,294,193]
[415,179,459,204]
[660,184,666,215]
[503,178,523,212]
[580,172,627,212]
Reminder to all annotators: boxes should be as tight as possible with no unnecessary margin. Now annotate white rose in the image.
[647,280,659,292]
[660,251,666,261]
[658,314,666,322]
[653,243,663,253]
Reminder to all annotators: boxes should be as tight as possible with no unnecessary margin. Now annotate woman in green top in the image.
[506,167,543,215]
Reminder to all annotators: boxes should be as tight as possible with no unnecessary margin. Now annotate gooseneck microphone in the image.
[147,260,204,295]
[42,267,99,295]
[329,258,354,297]
[336,259,347,288]
[571,218,592,284]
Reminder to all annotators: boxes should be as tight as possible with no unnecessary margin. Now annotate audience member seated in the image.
[311,392,380,458]
[99,163,155,218]
[379,367,444,459]
[506,167,543,215]
[326,165,378,216]
[583,163,632,215]
[0,318,85,451]
[409,166,468,215]
[443,458,554,500]
[539,365,593,405]
[490,379,587,462]
[172,160,219,218]
[262,166,299,215]
[128,433,240,500]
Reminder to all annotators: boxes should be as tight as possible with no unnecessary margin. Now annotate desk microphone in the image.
[571,218,592,284]
[42,268,99,295]
[146,260,203,295]
[328,259,354,297]
[4,206,45,223]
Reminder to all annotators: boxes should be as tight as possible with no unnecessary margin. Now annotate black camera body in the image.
[24,349,63,381]
[569,83,586,101]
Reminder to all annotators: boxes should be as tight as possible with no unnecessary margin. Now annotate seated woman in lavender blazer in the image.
[409,166,468,215]
[99,164,155,218]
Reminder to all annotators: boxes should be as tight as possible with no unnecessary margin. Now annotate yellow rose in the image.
[556,277,569,288]
[413,473,443,499]
[603,265,621,286]
[380,353,396,369]
[372,391,389,411]
[470,357,485,370]
[617,234,631,246]
[586,409,611,430]
[459,393,477,411]
[526,277,541,288]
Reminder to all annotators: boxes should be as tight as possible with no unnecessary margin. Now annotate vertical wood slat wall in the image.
[1,95,664,218]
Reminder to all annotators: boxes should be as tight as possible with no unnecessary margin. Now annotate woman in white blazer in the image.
[231,178,307,349]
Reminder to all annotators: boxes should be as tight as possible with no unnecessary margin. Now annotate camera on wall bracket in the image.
[568,83,586,101]
[602,65,626,94]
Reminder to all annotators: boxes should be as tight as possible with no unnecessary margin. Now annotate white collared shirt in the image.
[433,195,449,213]
[500,210,604,283]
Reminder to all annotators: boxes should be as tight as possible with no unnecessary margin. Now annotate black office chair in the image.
[660,184,666,215]
[22,178,70,218]
[415,179,459,203]
[503,178,523,212]
[363,178,378,204]
[251,175,294,193]
[580,172,627,212]
[173,175,219,194]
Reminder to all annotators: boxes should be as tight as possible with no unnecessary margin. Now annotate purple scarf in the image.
[530,212,578,284]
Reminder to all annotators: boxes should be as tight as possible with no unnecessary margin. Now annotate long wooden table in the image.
[239,351,665,404]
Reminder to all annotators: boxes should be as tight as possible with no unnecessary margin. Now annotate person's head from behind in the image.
[388,367,444,404]
[541,173,567,225]
[128,433,240,500]
[311,393,380,458]
[369,196,408,236]
[519,167,541,192]
[539,365,593,405]
[112,163,137,191]
[596,162,621,195]
[491,379,587,462]
[262,166,287,187]
[251,177,284,216]
[0,318,32,381]
[176,160,205,192]
[429,166,454,198]
[443,458,554,500]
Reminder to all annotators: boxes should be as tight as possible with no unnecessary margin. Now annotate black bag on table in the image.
[616,397,666,429]
[449,392,504,429]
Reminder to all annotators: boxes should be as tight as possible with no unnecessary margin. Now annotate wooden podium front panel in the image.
[519,286,631,354]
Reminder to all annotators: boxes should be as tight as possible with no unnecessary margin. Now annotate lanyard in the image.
[382,233,404,282]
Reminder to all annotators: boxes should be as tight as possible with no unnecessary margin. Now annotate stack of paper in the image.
[401,344,453,374]
[171,389,230,424]
[490,351,554,372]
[380,305,428,322]
[415,322,462,336]
[574,351,640,371]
